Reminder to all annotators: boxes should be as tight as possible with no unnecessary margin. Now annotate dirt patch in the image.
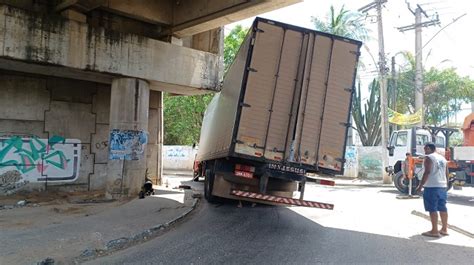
[0,221,31,229]
[51,206,86,214]
[0,190,109,205]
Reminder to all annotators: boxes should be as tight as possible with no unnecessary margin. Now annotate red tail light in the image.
[235,164,255,179]
[235,164,255,172]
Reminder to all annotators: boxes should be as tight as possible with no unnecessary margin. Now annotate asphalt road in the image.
[87,183,474,265]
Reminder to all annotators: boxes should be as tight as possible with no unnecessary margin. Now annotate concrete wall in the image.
[161,144,385,180]
[343,146,385,180]
[0,71,162,195]
[163,145,197,171]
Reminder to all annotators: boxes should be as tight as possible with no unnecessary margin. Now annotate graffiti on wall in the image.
[357,147,383,179]
[109,129,148,160]
[165,146,189,160]
[163,145,198,171]
[0,135,81,183]
[344,146,357,170]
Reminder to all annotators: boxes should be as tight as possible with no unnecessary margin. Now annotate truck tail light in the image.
[235,164,255,179]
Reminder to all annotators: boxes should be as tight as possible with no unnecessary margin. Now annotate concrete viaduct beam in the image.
[56,0,106,12]
[54,0,302,38]
[0,4,220,94]
[169,0,302,37]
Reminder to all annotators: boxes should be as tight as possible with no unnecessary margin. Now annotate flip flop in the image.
[422,232,441,238]
[440,231,449,236]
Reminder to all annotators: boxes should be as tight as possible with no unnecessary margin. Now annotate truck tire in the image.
[204,169,217,203]
[393,171,419,195]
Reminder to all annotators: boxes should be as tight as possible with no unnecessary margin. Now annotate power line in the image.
[417,0,449,5]
[422,13,466,50]
[422,7,454,12]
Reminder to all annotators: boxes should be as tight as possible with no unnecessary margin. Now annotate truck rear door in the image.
[294,37,359,173]
[234,19,361,175]
[235,21,303,161]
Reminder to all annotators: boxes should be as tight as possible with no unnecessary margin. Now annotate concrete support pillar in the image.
[106,78,149,198]
[147,91,163,185]
[157,92,164,185]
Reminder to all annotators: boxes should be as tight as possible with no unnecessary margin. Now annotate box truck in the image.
[194,18,362,208]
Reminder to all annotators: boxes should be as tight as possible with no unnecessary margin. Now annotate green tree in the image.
[424,68,474,125]
[394,51,474,126]
[164,25,248,145]
[352,80,382,146]
[223,25,248,71]
[164,94,213,145]
[311,5,369,42]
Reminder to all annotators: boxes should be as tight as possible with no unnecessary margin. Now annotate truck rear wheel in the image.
[204,169,217,203]
[394,171,419,195]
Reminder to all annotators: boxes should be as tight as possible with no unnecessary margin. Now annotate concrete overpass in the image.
[0,0,301,197]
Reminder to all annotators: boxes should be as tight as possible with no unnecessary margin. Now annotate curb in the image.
[334,183,393,188]
[70,197,200,264]
[306,176,392,188]
[306,177,391,188]
[163,171,193,176]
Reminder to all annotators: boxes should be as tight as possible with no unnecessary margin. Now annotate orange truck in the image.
[451,113,474,184]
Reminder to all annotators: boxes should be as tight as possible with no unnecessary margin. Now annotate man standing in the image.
[416,142,449,237]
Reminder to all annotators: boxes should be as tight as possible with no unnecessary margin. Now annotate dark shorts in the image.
[423,187,447,212]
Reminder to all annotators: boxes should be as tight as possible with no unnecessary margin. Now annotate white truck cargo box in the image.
[197,18,361,175]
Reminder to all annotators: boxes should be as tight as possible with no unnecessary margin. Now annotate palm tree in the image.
[313,5,377,145]
[312,5,374,70]
[312,5,369,42]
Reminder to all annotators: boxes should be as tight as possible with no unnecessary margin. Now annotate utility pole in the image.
[391,56,397,132]
[359,0,390,184]
[415,7,423,126]
[398,3,440,126]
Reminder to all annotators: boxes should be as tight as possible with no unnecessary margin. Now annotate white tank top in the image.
[423,152,447,188]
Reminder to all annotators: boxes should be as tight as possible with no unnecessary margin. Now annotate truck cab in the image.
[386,127,445,176]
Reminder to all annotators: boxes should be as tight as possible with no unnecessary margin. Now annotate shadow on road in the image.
[88,198,474,265]
[379,189,402,195]
[153,189,183,195]
[448,193,474,207]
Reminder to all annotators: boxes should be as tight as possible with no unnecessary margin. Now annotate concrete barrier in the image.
[343,146,384,180]
[163,146,197,171]
[162,145,385,180]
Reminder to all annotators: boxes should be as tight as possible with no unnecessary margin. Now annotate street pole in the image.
[415,7,423,126]
[376,1,391,184]
[359,0,390,183]
[398,4,440,127]
[391,56,397,132]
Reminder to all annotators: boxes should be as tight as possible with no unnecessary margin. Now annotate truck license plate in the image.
[268,163,306,175]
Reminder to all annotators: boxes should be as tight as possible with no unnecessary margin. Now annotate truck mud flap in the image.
[230,189,334,210]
